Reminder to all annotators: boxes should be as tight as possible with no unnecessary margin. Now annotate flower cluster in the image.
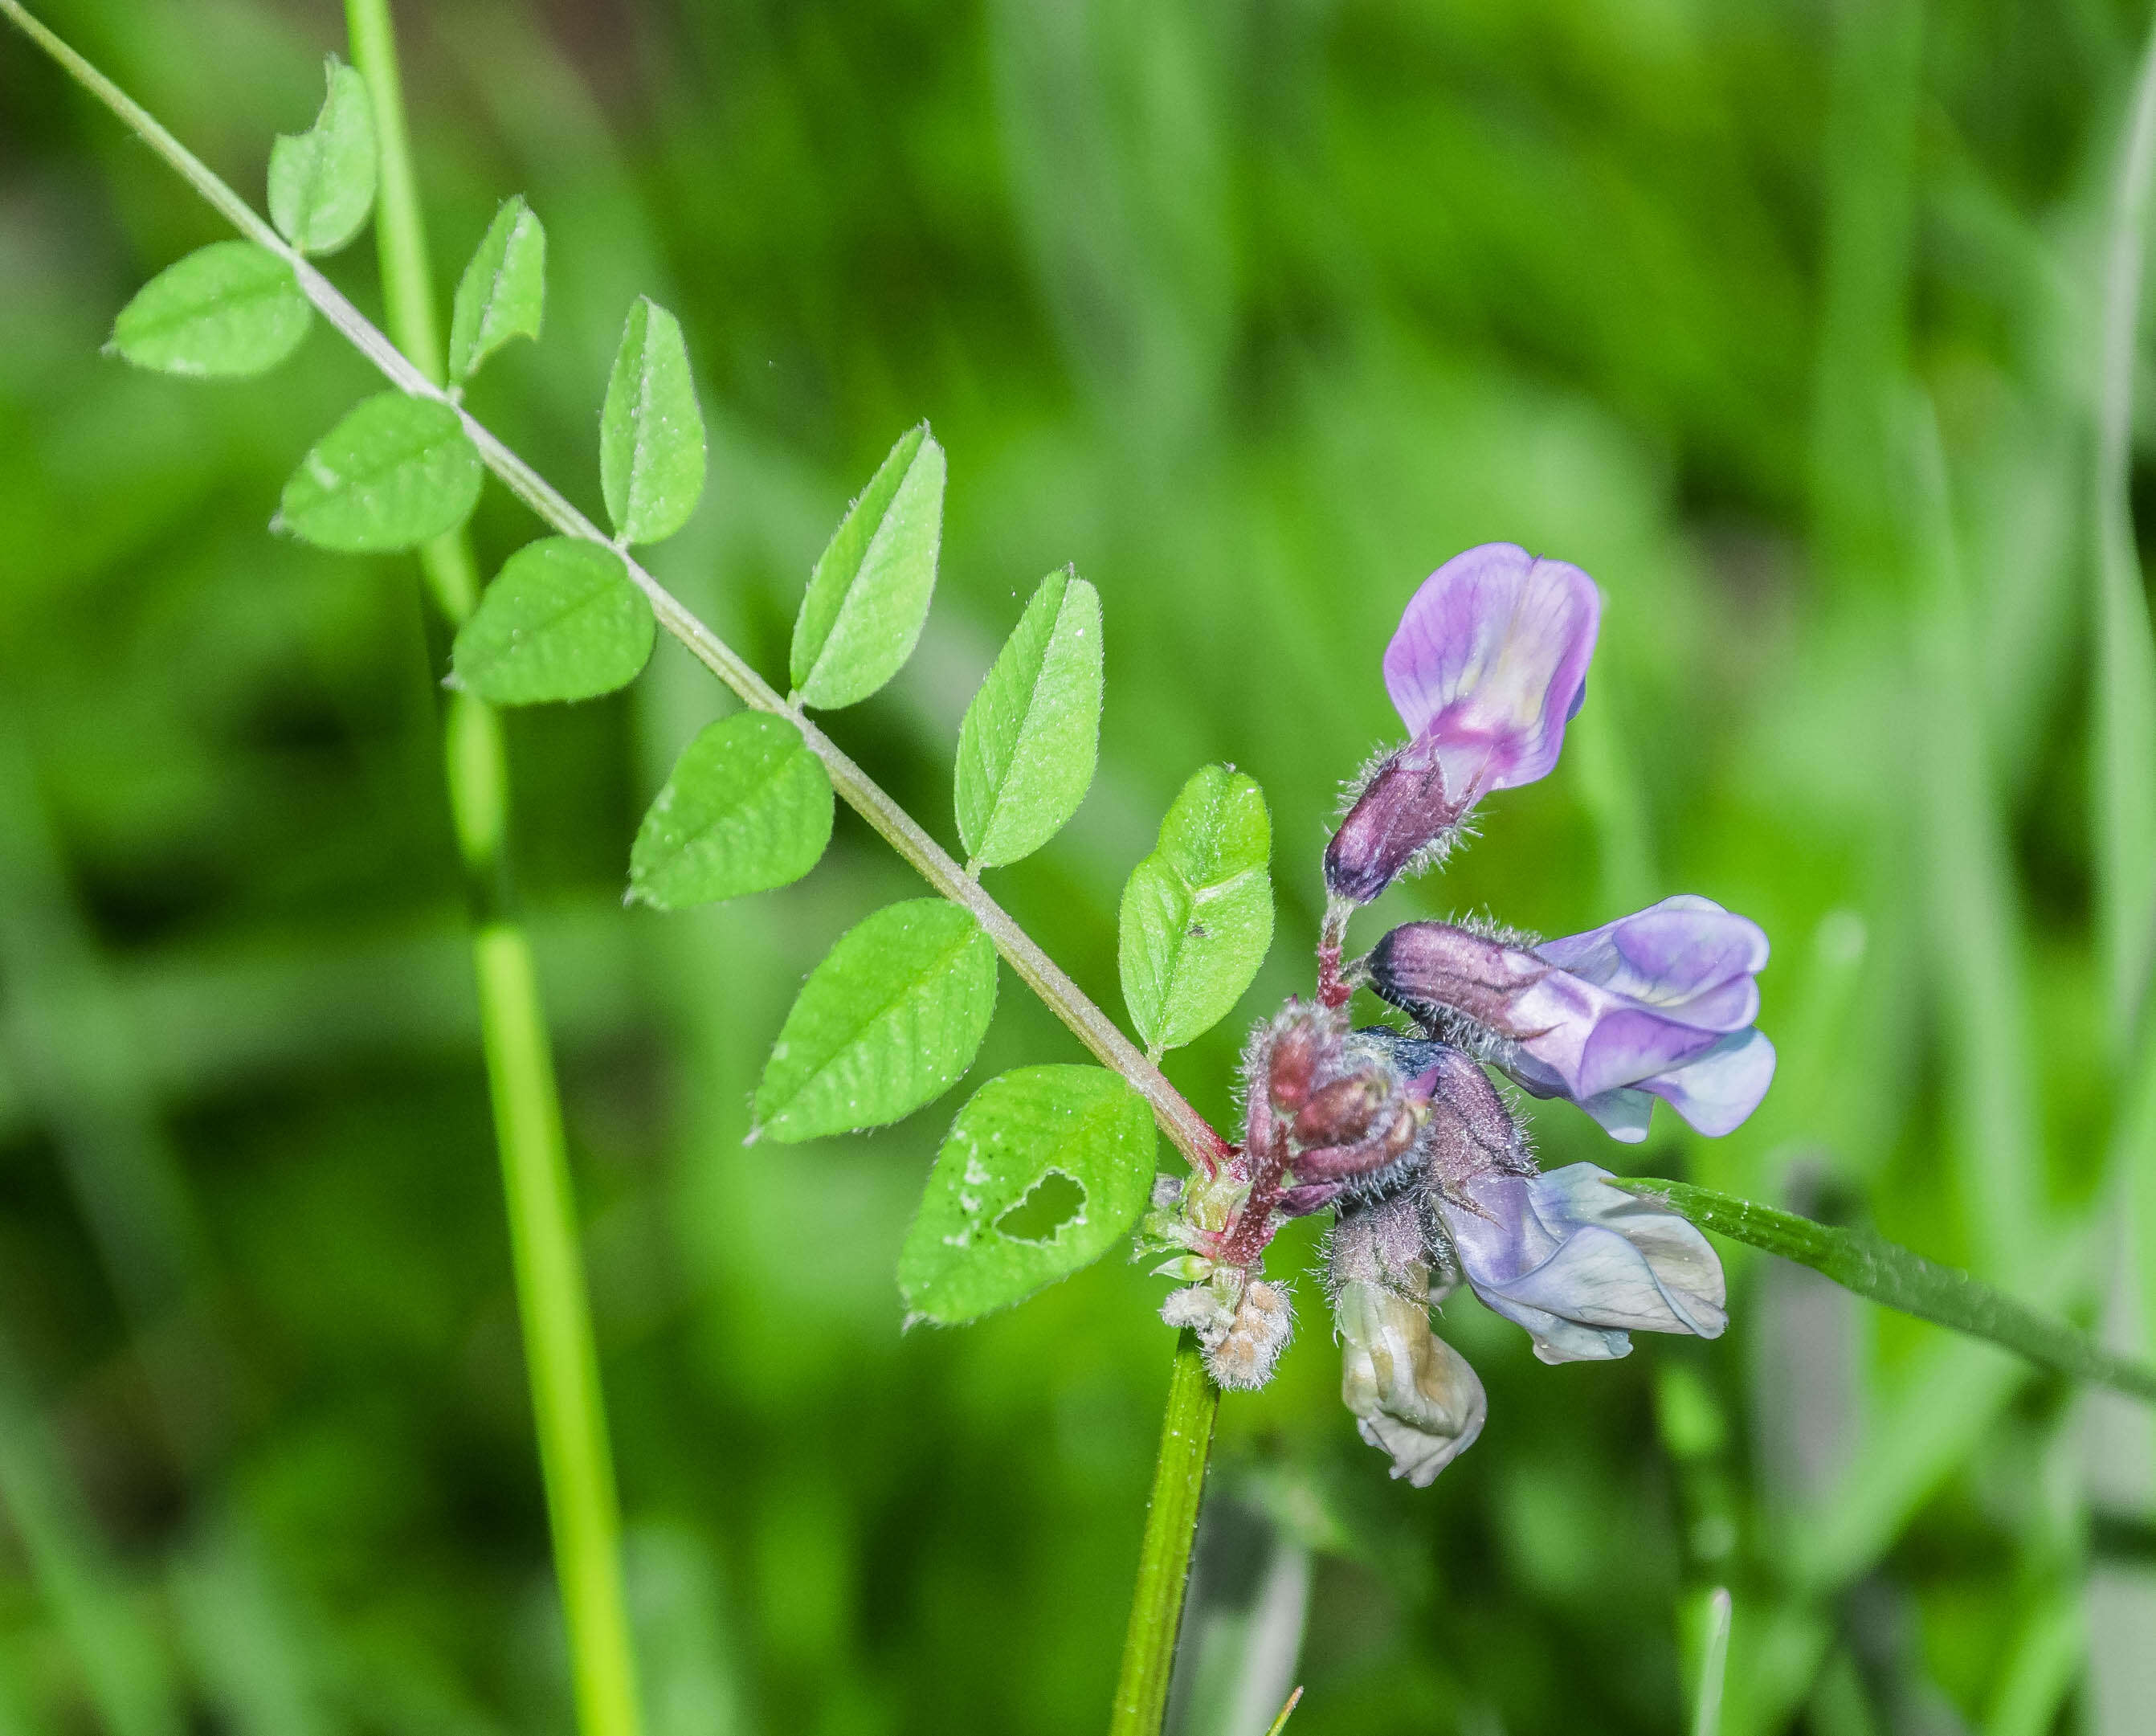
[1150,542,1774,1483]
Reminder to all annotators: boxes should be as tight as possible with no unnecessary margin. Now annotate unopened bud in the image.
[1291,1072,1388,1148]
[1267,1019,1322,1113]
[1203,1281,1294,1391]
[1324,753,1470,905]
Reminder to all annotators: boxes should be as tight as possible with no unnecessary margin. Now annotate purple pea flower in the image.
[1322,1042,1727,1480]
[1439,1164,1728,1363]
[1325,544,1602,903]
[1366,896,1775,1142]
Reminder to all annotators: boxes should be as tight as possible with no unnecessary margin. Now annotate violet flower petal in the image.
[1382,543,1601,798]
[1438,1165,1726,1363]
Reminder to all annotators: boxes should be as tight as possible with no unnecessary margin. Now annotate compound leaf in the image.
[753,900,996,1142]
[110,242,312,378]
[267,57,377,255]
[900,1065,1157,1324]
[452,537,654,704]
[600,297,704,546]
[631,713,834,908]
[449,197,546,383]
[1119,766,1273,1054]
[790,424,944,709]
[278,392,483,553]
[954,569,1102,868]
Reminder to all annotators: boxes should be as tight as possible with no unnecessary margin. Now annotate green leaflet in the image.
[599,297,705,546]
[449,197,546,383]
[451,537,655,705]
[1118,766,1273,1054]
[899,1065,1156,1324]
[790,424,945,709]
[278,392,483,553]
[109,242,313,378]
[954,569,1102,868]
[753,899,996,1142]
[266,58,377,255]
[631,713,834,909]
[1624,1178,2156,1404]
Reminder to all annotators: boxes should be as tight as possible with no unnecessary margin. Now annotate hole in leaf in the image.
[995,1170,1086,1244]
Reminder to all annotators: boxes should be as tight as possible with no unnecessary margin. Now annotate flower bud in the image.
[1335,1280,1486,1485]
[1289,1072,1388,1149]
[1323,754,1472,904]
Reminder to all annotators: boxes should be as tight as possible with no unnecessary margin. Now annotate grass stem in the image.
[341,6,641,1733]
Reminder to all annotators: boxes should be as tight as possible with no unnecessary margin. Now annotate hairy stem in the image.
[1109,1333,1219,1736]
[342,6,642,1735]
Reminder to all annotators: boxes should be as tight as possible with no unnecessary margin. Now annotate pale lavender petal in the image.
[1574,1086,1655,1143]
[1437,1166,1726,1360]
[1537,895,1768,1028]
[1570,1007,1729,1102]
[1634,1029,1778,1137]
[1382,543,1601,796]
[1336,1281,1489,1484]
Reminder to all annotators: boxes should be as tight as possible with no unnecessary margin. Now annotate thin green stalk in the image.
[476,926,639,1736]
[1109,1333,1219,1736]
[2093,16,2156,1049]
[337,5,641,1735]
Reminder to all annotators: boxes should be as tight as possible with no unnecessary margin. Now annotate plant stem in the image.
[474,925,641,1736]
[1108,1332,1219,1736]
[341,6,641,1734]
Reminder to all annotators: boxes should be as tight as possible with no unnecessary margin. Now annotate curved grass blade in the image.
[1624,1178,2156,1403]
[954,567,1102,868]
[109,242,312,378]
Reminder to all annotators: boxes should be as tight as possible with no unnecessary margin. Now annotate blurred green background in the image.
[3,0,2155,1730]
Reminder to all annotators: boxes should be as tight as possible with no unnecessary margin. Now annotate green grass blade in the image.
[1626,1179,2156,1403]
[2093,21,2156,1046]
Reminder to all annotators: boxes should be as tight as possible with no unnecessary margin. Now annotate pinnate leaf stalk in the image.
[343,5,642,1736]
[3,0,1219,1174]
[0,7,1231,1723]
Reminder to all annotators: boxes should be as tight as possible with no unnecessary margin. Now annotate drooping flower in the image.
[1317,1036,1725,1478]
[1328,1191,1486,1485]
[1366,896,1775,1142]
[1438,1164,1728,1363]
[1325,544,1601,903]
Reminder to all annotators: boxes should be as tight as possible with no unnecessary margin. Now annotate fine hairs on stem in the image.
[0,3,1228,1728]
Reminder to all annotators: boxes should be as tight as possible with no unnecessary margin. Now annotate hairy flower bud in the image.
[1162,1279,1294,1391]
[1290,1072,1388,1148]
